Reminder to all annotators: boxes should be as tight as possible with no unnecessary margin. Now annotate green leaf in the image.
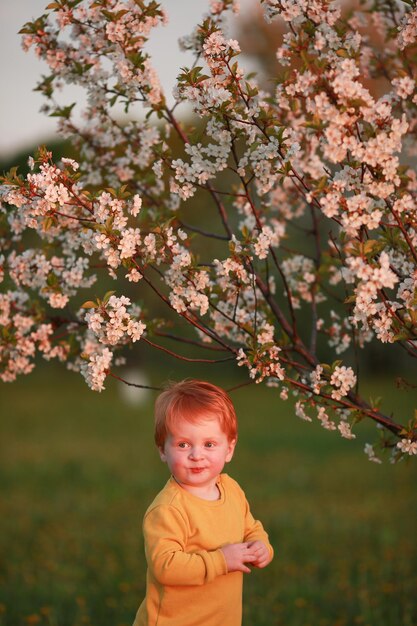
[335,48,350,58]
[49,103,76,119]
[245,82,258,98]
[35,75,55,99]
[81,301,97,309]
[43,217,56,232]
[46,272,59,287]
[103,290,116,304]
[316,175,328,191]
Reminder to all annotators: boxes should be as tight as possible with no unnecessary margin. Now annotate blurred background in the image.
[1,1,417,625]
[1,364,417,626]
[0,0,213,163]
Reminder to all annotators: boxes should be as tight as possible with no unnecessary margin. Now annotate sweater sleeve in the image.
[143,504,228,586]
[240,489,274,561]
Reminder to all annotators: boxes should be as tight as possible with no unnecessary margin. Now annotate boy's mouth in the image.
[190,467,205,473]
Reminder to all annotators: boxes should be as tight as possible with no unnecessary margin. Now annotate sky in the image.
[0,0,232,160]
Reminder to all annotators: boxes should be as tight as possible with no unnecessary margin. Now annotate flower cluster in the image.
[85,295,145,346]
[330,366,357,401]
[0,291,69,383]
[81,347,113,392]
[237,343,285,385]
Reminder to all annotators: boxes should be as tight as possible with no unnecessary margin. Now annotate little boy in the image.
[133,379,274,626]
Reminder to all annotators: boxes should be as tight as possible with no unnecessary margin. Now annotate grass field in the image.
[1,364,416,626]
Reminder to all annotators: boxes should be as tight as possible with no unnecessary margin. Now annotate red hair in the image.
[154,379,238,447]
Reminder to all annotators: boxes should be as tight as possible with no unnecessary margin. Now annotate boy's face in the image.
[159,415,236,498]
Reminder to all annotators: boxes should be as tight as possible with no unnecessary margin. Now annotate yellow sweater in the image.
[133,473,273,626]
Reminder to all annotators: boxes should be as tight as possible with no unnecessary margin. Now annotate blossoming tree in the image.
[1,0,417,461]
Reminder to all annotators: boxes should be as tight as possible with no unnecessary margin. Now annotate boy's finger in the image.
[247,543,266,557]
[242,554,258,563]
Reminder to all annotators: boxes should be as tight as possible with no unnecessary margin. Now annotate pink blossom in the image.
[48,293,69,309]
[330,366,356,400]
[398,8,417,49]
[397,439,417,455]
[203,31,227,56]
[130,194,142,217]
[392,76,415,99]
[338,420,356,440]
[126,268,142,283]
[364,444,382,464]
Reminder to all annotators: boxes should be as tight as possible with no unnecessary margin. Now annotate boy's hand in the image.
[246,540,271,568]
[220,542,258,574]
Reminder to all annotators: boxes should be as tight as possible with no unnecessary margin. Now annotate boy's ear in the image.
[158,446,167,463]
[226,437,237,463]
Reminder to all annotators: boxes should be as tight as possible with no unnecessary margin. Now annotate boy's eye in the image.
[205,442,215,448]
[178,442,188,448]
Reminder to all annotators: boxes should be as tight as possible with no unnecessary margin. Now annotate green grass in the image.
[0,365,416,626]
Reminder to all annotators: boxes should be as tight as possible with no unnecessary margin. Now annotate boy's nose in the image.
[189,447,204,460]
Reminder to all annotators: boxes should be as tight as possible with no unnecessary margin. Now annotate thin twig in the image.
[153,331,229,351]
[108,371,162,391]
[142,336,236,364]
